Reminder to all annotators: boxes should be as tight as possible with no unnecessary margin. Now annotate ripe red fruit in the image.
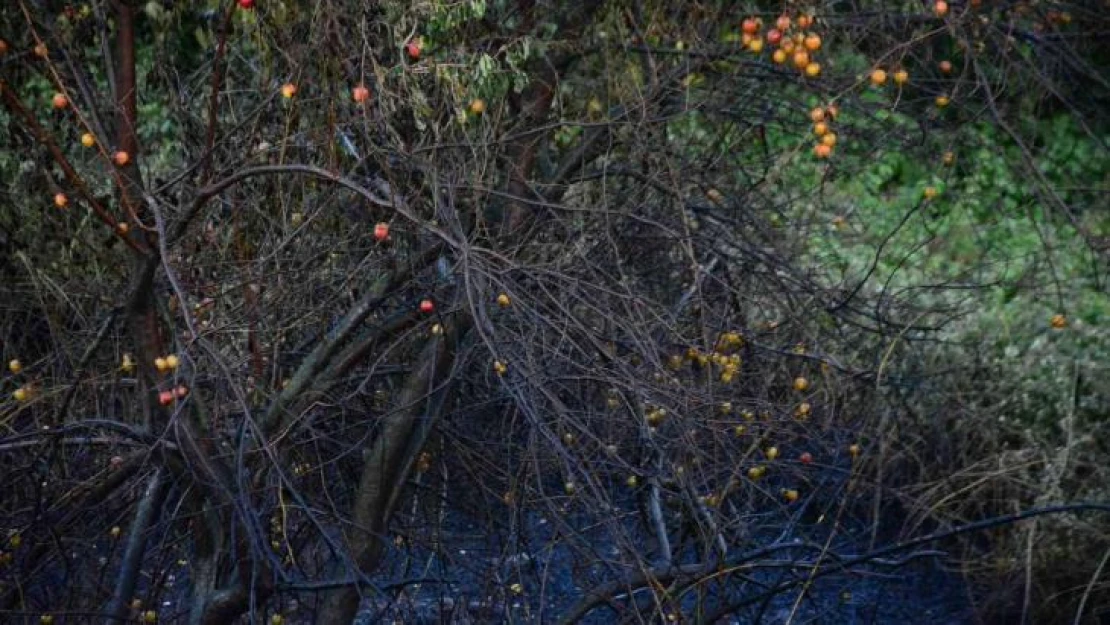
[419,299,435,314]
[52,93,68,109]
[374,222,389,242]
[158,390,174,406]
[405,40,422,60]
[174,385,189,399]
[741,18,760,35]
[352,85,370,103]
[238,0,255,8]
[766,29,783,46]
[800,452,813,465]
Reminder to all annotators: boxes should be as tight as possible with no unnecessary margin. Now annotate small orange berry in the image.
[81,133,95,148]
[114,151,130,166]
[893,69,909,85]
[870,69,888,86]
[804,34,821,51]
[54,193,68,208]
[52,93,68,109]
[934,1,949,17]
[814,143,832,159]
[804,62,821,77]
[281,83,297,98]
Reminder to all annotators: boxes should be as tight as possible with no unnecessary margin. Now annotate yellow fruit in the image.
[493,360,507,376]
[143,610,157,623]
[54,193,68,208]
[870,69,888,86]
[821,132,837,147]
[793,376,809,391]
[13,387,29,402]
[626,475,638,487]
[813,122,829,137]
[281,83,296,98]
[772,49,787,64]
[849,443,862,457]
[935,95,950,108]
[810,107,826,123]
[1051,314,1067,329]
[120,353,135,373]
[509,582,524,594]
[893,69,909,85]
[496,293,511,308]
[271,616,285,625]
[748,38,764,53]
[923,187,939,200]
[804,62,821,77]
[765,446,779,460]
[110,526,121,538]
[154,357,168,373]
[40,616,54,625]
[564,481,575,494]
[165,354,180,370]
[81,133,95,148]
[783,489,799,502]
[795,402,812,417]
[719,401,732,414]
[747,466,765,480]
[469,99,487,115]
[8,359,21,374]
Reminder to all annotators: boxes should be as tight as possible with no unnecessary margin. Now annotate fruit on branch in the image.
[405,38,422,60]
[419,299,435,314]
[469,98,486,115]
[174,385,189,399]
[793,376,809,391]
[942,151,956,166]
[626,475,638,487]
[271,616,284,625]
[849,443,862,457]
[783,488,799,502]
[34,43,48,58]
[813,122,828,137]
[776,15,791,31]
[113,151,130,166]
[804,34,821,51]
[120,353,135,373]
[564,481,575,495]
[934,1,949,17]
[1051,314,1067,329]
[800,451,813,465]
[870,68,887,86]
[772,49,787,64]
[281,83,297,98]
[748,38,764,54]
[741,18,760,35]
[158,390,174,406]
[804,62,821,77]
[109,526,121,538]
[8,359,21,374]
[493,360,507,376]
[935,95,950,107]
[765,446,780,460]
[54,193,68,208]
[792,50,810,69]
[352,85,371,103]
[795,401,812,417]
[797,14,813,29]
[893,69,909,85]
[238,0,255,9]
[938,60,953,74]
[923,186,939,200]
[142,611,157,624]
[747,466,766,480]
[809,107,826,123]
[81,133,95,148]
[814,143,832,159]
[496,293,511,308]
[52,93,68,109]
[372,222,390,242]
[154,357,169,373]
[766,29,782,46]
[821,133,837,147]
[13,387,29,401]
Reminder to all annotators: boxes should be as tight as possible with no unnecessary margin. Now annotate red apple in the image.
[352,85,370,103]
[238,0,255,9]
[766,29,783,46]
[405,39,422,60]
[158,390,174,406]
[374,222,389,242]
[419,299,434,314]
[800,452,813,465]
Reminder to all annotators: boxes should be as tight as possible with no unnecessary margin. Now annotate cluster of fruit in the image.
[808,104,839,159]
[742,13,824,79]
